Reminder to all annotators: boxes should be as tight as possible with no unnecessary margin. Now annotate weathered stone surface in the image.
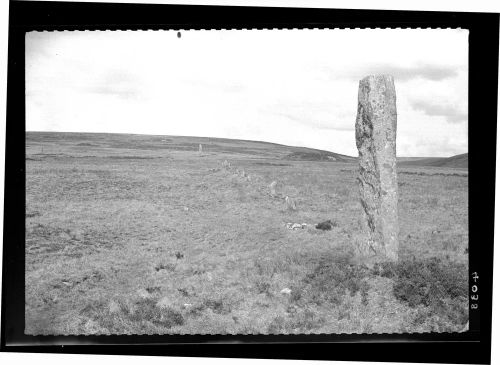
[285,196,297,211]
[269,180,277,196]
[355,75,399,261]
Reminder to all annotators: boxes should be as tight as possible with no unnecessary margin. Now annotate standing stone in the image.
[355,75,399,261]
[269,181,277,197]
[199,144,203,153]
[285,196,297,211]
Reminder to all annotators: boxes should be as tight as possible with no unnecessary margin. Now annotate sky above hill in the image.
[26,29,468,157]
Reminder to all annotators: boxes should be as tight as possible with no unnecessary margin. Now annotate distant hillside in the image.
[283,150,356,163]
[25,131,356,162]
[398,153,468,169]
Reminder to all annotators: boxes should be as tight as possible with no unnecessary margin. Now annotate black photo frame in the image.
[2,1,498,364]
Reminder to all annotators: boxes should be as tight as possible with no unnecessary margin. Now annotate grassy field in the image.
[25,132,469,334]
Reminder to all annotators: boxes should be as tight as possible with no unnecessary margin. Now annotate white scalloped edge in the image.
[26,26,465,33]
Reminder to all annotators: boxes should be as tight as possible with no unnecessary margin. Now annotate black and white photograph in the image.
[23,27,471,336]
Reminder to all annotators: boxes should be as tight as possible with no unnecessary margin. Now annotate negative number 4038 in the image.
[471,272,479,309]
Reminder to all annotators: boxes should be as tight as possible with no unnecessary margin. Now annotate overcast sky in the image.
[26,29,468,157]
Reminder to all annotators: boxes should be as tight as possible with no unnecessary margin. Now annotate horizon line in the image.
[25,130,468,159]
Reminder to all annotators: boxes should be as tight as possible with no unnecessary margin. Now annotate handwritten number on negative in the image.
[471,272,479,310]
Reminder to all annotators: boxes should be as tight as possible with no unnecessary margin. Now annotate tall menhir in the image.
[355,75,399,261]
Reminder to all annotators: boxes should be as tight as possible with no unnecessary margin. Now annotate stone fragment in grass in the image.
[61,280,72,287]
[285,196,297,211]
[280,288,292,295]
[269,181,277,197]
[137,288,152,299]
[286,223,307,230]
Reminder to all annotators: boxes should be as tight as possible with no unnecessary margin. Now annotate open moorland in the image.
[25,132,468,334]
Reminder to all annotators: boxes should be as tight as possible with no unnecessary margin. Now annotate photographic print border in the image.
[2,1,498,363]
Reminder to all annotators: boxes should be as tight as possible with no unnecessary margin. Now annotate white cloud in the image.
[26,28,468,157]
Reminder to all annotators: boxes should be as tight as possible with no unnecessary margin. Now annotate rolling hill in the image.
[26,131,467,168]
[398,153,468,169]
[26,131,357,163]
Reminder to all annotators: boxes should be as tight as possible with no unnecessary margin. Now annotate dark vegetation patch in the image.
[32,153,67,158]
[399,171,467,177]
[315,219,337,231]
[80,297,184,333]
[290,255,468,330]
[145,286,162,294]
[27,132,106,143]
[255,280,272,295]
[373,257,468,326]
[77,142,98,147]
[26,211,41,218]
[30,153,98,160]
[154,263,176,272]
[267,309,325,333]
[41,154,107,160]
[285,151,346,162]
[186,298,232,317]
[35,173,148,201]
[294,254,370,306]
[106,156,158,160]
[26,224,72,246]
[374,258,467,305]
[202,298,232,315]
[26,223,120,259]
[49,270,104,292]
[253,162,291,167]
[341,168,466,177]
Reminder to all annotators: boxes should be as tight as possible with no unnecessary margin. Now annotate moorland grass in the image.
[25,132,468,334]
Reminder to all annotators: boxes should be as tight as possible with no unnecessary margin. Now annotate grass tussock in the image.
[79,296,185,334]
